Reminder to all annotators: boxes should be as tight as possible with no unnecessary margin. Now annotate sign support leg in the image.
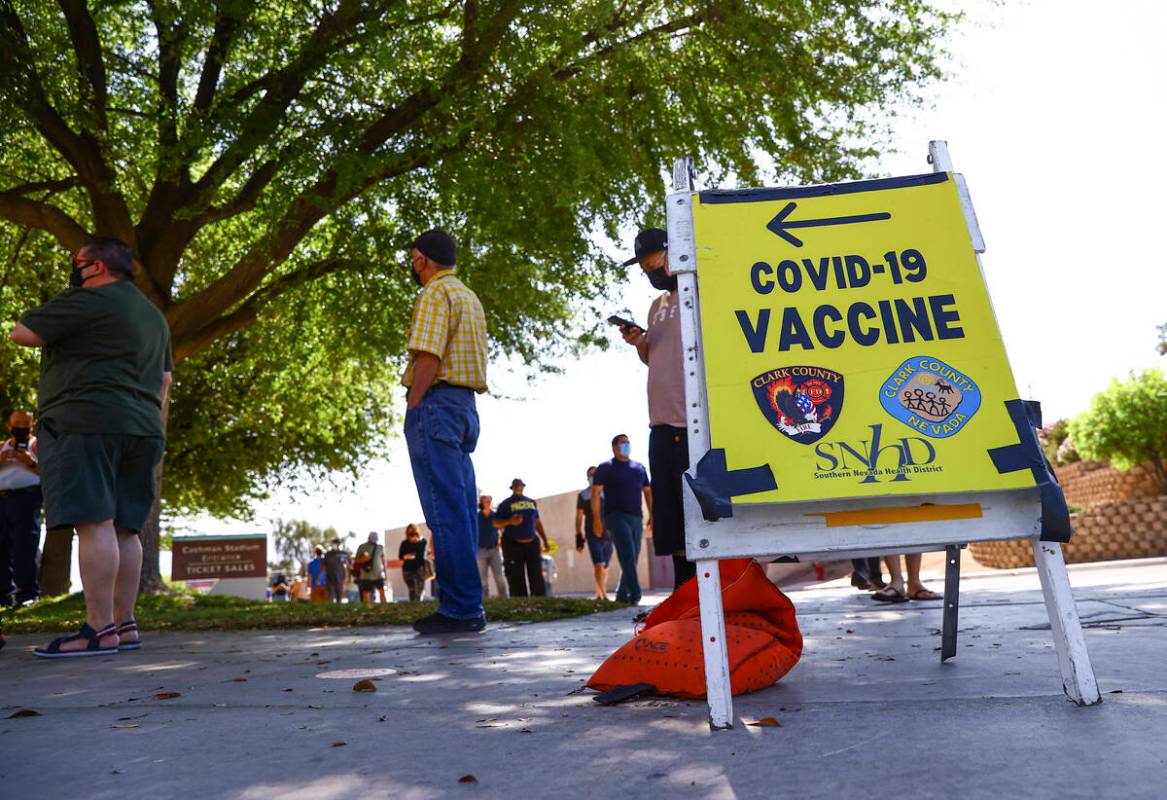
[1031,540,1101,705]
[696,559,733,729]
[941,544,961,662]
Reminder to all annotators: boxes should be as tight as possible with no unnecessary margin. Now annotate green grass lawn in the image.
[3,592,625,635]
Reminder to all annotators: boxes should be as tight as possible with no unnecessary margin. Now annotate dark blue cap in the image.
[411,229,456,267]
[622,228,667,266]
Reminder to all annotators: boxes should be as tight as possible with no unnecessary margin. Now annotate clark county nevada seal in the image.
[879,355,981,439]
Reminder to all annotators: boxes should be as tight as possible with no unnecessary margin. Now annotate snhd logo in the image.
[814,424,939,484]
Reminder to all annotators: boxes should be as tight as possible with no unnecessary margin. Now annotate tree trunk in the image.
[138,400,170,594]
[39,527,74,596]
[138,456,167,594]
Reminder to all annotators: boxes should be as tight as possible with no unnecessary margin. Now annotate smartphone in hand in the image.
[607,314,643,333]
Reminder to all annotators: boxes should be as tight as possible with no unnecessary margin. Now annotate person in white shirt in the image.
[0,410,42,607]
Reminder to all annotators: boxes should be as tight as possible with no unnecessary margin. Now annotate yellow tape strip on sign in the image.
[815,503,984,528]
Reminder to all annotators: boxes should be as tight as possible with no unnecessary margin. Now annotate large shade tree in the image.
[0,0,954,590]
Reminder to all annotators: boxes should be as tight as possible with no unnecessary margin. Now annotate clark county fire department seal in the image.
[751,365,844,445]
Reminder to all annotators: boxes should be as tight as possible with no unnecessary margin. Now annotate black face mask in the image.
[69,264,88,288]
[646,267,677,292]
[11,427,29,444]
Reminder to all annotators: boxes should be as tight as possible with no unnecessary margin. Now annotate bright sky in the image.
[183,0,1167,538]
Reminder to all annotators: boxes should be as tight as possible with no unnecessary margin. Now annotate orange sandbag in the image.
[588,559,802,699]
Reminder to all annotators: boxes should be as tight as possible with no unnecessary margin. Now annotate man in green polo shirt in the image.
[11,237,172,658]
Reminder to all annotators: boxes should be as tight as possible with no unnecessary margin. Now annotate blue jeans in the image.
[404,385,483,619]
[605,511,642,605]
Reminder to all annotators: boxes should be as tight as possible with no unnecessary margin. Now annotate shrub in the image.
[1040,419,1074,464]
[1069,369,1167,494]
[1056,435,1080,465]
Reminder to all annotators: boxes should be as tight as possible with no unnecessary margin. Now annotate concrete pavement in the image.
[2,557,1165,799]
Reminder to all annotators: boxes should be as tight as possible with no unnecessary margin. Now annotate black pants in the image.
[0,486,42,602]
[649,425,695,587]
[403,568,426,601]
[851,557,883,584]
[502,538,545,597]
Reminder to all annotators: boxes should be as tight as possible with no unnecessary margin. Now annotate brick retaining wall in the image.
[970,459,1165,569]
[969,496,1167,569]
[1056,460,1160,509]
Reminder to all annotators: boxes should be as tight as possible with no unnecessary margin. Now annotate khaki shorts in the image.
[37,427,165,532]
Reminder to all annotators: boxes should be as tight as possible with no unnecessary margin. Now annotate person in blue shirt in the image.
[476,495,508,599]
[306,545,328,603]
[494,478,550,597]
[591,434,652,606]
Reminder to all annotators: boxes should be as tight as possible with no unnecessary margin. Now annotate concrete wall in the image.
[382,489,654,599]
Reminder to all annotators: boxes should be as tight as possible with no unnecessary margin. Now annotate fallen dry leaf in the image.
[282,688,294,692]
[458,775,478,784]
[747,717,781,727]
[7,709,41,718]
[378,714,389,722]
[117,714,149,721]
[307,704,322,709]
[111,722,140,729]
[154,692,181,700]
[331,741,347,747]
[352,679,377,693]
[226,677,248,683]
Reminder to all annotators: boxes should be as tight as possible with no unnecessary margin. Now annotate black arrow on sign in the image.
[766,201,891,247]
[683,449,777,522]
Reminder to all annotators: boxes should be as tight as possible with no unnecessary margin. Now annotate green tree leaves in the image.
[1,1,955,516]
[1070,369,1167,494]
[270,518,345,574]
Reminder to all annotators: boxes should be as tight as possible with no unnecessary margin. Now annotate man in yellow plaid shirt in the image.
[403,229,489,634]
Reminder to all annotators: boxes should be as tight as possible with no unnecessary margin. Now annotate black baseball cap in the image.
[411,229,456,267]
[622,228,667,266]
[511,478,525,488]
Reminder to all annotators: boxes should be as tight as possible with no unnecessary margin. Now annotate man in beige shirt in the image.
[618,229,694,588]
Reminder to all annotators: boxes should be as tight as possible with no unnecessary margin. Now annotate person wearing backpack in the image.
[355,531,388,603]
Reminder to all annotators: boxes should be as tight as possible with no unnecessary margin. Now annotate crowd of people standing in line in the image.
[269,504,563,606]
[2,225,942,658]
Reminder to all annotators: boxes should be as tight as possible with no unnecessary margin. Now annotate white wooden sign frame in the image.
[666,142,1100,729]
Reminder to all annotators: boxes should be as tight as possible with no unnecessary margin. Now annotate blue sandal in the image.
[34,623,118,658]
[116,620,141,651]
